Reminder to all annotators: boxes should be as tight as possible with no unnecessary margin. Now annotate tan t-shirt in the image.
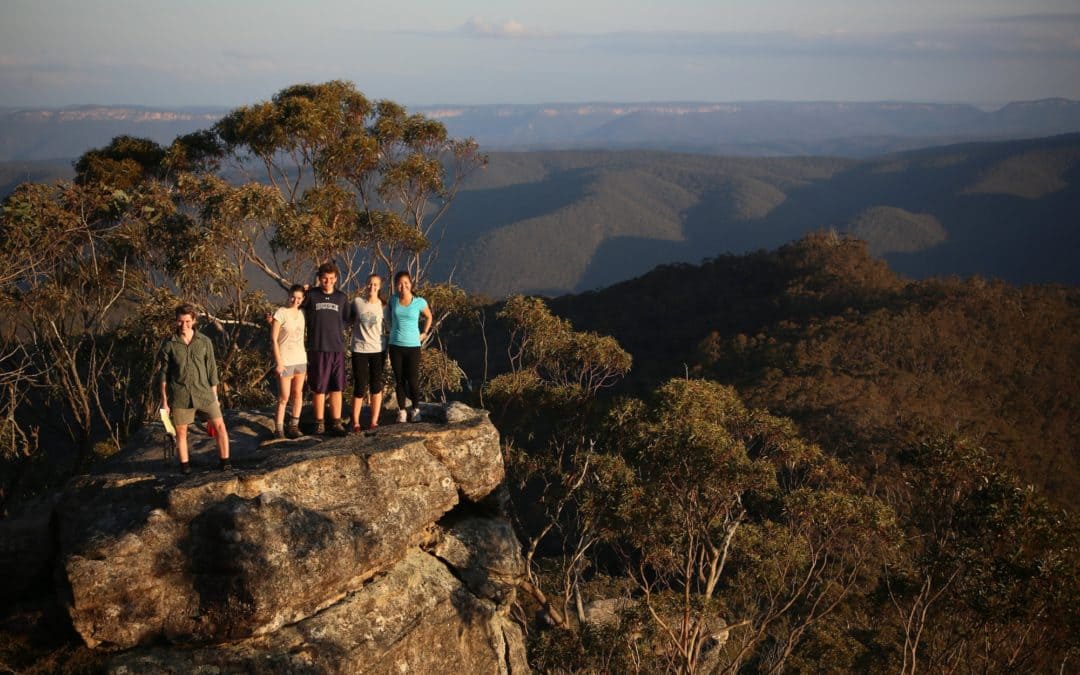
[273,307,307,366]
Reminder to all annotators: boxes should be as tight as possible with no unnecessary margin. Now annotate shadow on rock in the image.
[178,493,350,643]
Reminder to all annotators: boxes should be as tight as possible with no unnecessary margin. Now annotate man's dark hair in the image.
[317,262,339,277]
[175,303,198,320]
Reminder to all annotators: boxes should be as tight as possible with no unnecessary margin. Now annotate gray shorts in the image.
[280,363,307,378]
[171,402,223,426]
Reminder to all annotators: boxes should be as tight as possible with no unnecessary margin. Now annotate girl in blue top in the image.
[388,270,433,423]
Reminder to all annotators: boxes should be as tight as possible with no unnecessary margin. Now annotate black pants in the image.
[388,345,421,410]
[351,352,385,398]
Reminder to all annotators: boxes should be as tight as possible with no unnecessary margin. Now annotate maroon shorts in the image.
[307,351,345,394]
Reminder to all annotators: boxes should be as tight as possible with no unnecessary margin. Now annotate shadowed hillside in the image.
[432,134,1080,295]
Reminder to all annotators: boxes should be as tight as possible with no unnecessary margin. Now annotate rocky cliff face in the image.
[41,402,527,673]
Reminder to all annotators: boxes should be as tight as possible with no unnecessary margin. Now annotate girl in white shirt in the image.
[350,274,388,431]
[270,284,307,438]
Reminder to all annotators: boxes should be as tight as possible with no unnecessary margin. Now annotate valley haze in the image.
[3,98,1080,161]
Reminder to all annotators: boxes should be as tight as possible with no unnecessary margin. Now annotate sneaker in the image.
[351,424,362,434]
[219,459,233,471]
[368,421,379,430]
[328,420,347,437]
[314,420,325,435]
[180,462,192,475]
[396,409,407,423]
[409,407,422,423]
[285,424,302,439]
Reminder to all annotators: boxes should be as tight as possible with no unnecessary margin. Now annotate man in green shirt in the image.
[158,303,231,473]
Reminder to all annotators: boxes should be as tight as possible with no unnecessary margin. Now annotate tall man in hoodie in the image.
[302,262,352,436]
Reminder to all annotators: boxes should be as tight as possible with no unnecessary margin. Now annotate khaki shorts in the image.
[171,402,223,426]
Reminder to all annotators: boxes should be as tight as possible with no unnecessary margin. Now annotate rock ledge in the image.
[46,403,527,673]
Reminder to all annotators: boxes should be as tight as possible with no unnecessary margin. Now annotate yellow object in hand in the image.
[160,408,176,437]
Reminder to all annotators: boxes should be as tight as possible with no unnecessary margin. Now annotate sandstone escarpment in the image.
[43,402,527,673]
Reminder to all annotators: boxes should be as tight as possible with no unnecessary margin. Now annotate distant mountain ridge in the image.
[1,105,223,122]
[428,99,1080,155]
[432,133,1080,295]
[2,98,1080,161]
[0,105,224,162]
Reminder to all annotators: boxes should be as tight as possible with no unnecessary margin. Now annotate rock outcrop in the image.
[44,402,527,673]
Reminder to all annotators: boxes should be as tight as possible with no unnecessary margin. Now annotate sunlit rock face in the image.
[48,403,527,673]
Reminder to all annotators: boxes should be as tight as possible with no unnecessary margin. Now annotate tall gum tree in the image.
[214,81,485,289]
[592,379,897,674]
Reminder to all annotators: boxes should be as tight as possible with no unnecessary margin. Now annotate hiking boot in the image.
[327,420,347,437]
[314,420,325,435]
[396,409,408,424]
[180,462,192,475]
[285,423,302,439]
[219,458,233,471]
[409,407,422,423]
[274,425,285,440]
[351,424,362,434]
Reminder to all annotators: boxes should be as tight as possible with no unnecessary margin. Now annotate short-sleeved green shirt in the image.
[157,331,220,409]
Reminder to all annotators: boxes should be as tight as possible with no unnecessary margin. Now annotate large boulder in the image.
[108,550,527,674]
[45,403,527,673]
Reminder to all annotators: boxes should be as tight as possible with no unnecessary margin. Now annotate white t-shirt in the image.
[273,307,307,366]
[351,297,387,354]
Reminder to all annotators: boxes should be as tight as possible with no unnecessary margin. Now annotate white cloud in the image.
[220,50,280,74]
[460,17,538,39]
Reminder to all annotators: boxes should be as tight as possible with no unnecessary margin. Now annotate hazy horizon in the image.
[3,97,1074,112]
[2,1,1079,109]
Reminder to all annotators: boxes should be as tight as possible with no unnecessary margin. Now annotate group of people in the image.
[157,263,432,474]
[270,262,433,438]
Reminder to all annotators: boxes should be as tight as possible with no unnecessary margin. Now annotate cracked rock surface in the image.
[45,403,527,673]
[108,550,527,675]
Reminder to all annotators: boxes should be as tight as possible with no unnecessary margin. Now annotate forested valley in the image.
[0,82,1076,673]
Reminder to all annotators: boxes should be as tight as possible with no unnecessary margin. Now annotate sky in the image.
[2,0,1079,108]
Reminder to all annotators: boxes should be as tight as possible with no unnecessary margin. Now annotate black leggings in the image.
[351,352,385,398]
[388,345,421,409]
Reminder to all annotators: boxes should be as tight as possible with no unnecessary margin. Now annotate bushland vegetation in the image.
[483,233,1077,672]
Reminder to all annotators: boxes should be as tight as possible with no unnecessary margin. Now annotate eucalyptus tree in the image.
[214,80,485,289]
[70,132,275,408]
[884,438,1078,675]
[590,379,897,674]
[484,295,633,636]
[488,295,632,413]
[0,178,162,457]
